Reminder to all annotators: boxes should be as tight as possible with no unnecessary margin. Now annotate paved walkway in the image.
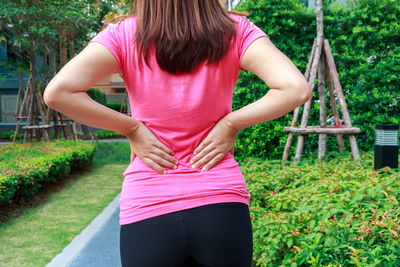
[47,194,122,267]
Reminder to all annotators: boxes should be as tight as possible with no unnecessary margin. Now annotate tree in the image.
[0,0,124,140]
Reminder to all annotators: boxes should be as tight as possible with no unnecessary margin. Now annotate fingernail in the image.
[202,167,207,172]
[163,170,167,174]
[192,164,197,169]
[173,165,177,169]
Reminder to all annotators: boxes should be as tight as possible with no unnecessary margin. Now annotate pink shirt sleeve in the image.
[88,22,123,74]
[237,16,269,68]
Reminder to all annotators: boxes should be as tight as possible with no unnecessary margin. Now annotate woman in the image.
[44,0,311,266]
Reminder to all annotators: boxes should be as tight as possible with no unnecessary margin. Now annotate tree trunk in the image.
[49,48,57,76]
[59,28,68,67]
[59,27,73,138]
[68,30,84,138]
[29,41,51,141]
[16,70,24,118]
[68,30,76,58]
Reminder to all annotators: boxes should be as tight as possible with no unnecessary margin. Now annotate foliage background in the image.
[233,0,399,161]
[243,152,400,266]
[0,0,125,94]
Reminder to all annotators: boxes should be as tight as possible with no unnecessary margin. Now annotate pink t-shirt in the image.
[89,14,268,225]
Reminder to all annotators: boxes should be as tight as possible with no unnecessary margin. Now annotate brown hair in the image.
[104,0,248,74]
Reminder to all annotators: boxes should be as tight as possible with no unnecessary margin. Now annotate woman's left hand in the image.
[190,116,238,171]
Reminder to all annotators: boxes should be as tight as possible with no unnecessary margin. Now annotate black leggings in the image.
[120,202,253,267]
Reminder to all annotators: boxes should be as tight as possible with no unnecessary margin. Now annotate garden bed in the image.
[0,140,96,206]
[242,152,400,266]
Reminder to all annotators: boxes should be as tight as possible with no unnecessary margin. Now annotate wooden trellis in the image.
[13,83,98,142]
[46,107,73,140]
[282,0,361,164]
[13,44,98,143]
[13,75,54,143]
[120,89,131,116]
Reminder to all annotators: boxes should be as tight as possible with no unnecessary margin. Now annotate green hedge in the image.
[87,88,107,106]
[0,140,96,206]
[233,0,399,161]
[0,131,24,141]
[95,129,125,139]
[242,152,400,266]
[105,102,127,112]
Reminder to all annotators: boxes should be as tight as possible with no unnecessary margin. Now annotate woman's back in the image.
[89,14,268,225]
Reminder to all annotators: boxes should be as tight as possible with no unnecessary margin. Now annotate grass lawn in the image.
[0,141,130,267]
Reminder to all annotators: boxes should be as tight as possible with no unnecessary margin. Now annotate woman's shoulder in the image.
[228,13,255,32]
[104,15,138,32]
[228,13,246,23]
[118,15,138,27]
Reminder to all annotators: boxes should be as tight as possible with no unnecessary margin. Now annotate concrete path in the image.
[47,194,122,267]
[0,141,12,146]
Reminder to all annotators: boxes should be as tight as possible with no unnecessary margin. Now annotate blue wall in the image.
[0,40,29,123]
[0,41,7,74]
[0,39,29,90]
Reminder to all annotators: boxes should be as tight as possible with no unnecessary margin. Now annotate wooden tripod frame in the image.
[120,89,131,116]
[13,36,99,143]
[13,77,53,143]
[282,0,361,164]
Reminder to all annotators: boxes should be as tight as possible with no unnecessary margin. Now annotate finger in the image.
[191,148,219,169]
[193,138,212,155]
[190,142,215,165]
[202,152,225,171]
[154,141,175,155]
[151,147,178,165]
[150,153,178,170]
[142,156,167,174]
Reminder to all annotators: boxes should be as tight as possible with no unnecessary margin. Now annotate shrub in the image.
[242,151,400,266]
[87,88,107,106]
[105,101,127,112]
[95,129,125,139]
[0,140,96,206]
[0,130,24,141]
[233,0,399,161]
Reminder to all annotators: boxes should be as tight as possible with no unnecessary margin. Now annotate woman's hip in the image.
[120,202,253,267]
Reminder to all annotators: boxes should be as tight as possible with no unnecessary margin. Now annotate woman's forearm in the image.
[44,91,140,137]
[226,86,310,132]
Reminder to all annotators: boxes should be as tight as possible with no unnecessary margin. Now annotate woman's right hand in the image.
[126,121,178,174]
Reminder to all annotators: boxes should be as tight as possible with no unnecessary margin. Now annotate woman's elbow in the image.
[43,85,60,108]
[294,78,312,105]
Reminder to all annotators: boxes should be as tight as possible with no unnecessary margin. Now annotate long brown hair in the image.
[105,0,246,74]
